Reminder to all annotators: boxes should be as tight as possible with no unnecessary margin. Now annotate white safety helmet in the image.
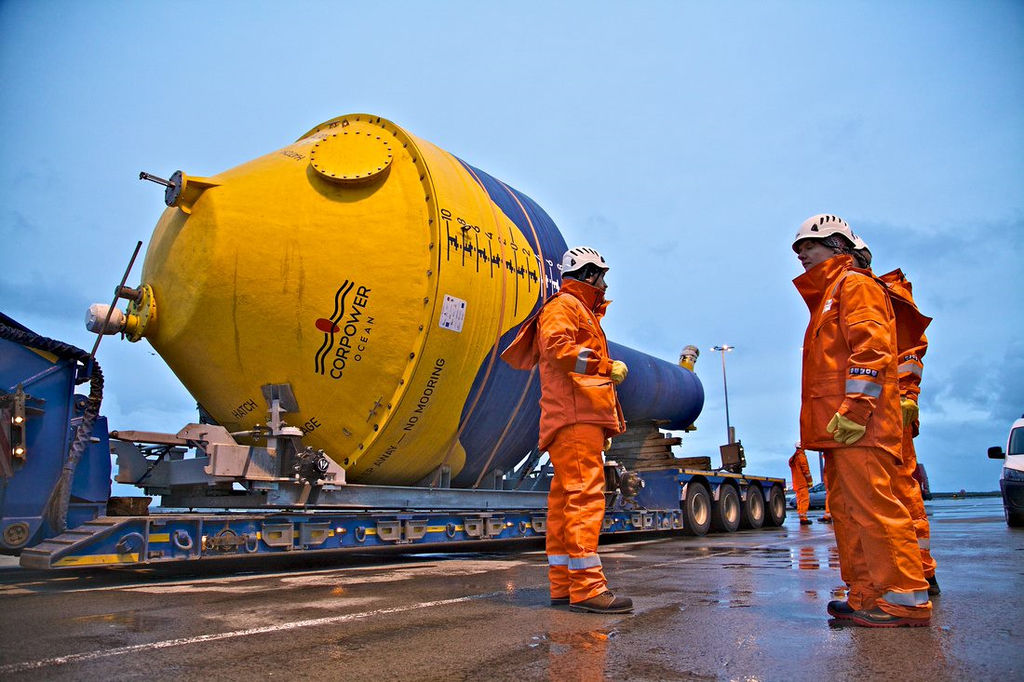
[560,246,608,277]
[792,214,866,252]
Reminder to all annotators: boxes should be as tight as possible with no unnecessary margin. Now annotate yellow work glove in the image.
[826,412,867,445]
[610,360,628,385]
[901,398,919,426]
[604,438,612,452]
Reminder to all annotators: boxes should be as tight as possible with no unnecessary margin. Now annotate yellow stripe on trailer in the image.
[54,553,141,567]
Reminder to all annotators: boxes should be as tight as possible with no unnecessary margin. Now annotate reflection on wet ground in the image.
[541,627,614,682]
[713,543,841,571]
[68,610,162,634]
[0,498,1016,681]
[790,544,841,571]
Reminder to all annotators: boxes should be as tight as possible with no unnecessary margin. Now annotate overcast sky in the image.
[1,1,1021,492]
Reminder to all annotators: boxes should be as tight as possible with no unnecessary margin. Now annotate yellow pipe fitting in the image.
[167,171,220,215]
[123,284,156,342]
[679,344,700,371]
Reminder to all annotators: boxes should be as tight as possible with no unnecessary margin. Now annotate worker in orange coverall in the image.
[820,493,833,523]
[789,444,815,525]
[852,245,940,596]
[793,214,931,628]
[501,246,631,614]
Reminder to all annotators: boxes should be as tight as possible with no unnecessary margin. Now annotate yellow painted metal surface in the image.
[138,115,539,485]
[54,553,141,567]
[123,284,156,342]
[25,348,60,364]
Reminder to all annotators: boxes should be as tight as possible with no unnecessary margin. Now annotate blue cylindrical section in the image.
[451,161,564,486]
[608,341,704,430]
[451,161,704,486]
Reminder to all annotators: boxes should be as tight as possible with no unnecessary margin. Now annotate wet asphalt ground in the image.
[0,497,1020,681]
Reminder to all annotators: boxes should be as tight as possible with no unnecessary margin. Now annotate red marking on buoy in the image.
[316,318,340,334]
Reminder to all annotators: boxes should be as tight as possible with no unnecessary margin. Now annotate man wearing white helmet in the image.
[501,245,630,613]
[792,214,932,628]
[842,236,940,596]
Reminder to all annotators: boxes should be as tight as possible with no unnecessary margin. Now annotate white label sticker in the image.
[439,295,467,333]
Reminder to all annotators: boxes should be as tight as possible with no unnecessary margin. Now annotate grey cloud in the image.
[0,276,94,322]
[992,343,1024,420]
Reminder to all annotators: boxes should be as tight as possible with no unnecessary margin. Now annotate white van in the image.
[988,415,1024,527]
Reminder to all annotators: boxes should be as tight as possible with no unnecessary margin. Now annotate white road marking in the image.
[117,561,527,594]
[0,559,513,596]
[0,534,821,673]
[0,590,506,674]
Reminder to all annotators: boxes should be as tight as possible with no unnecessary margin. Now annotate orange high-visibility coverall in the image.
[501,278,625,603]
[880,268,937,578]
[795,255,930,619]
[789,447,814,520]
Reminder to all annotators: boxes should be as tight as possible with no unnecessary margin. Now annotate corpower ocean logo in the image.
[314,281,373,379]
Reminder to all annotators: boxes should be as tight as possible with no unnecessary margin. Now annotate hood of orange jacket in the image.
[878,268,930,406]
[794,255,903,458]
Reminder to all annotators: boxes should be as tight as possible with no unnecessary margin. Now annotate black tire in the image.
[764,485,787,527]
[1008,511,1024,528]
[682,482,712,536]
[711,484,741,533]
[740,485,765,529]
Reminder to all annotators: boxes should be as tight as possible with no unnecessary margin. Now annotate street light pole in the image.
[711,345,734,444]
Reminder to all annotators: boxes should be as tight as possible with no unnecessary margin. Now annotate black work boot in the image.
[850,607,930,628]
[550,596,570,607]
[570,591,634,614]
[927,575,941,596]
[827,600,855,620]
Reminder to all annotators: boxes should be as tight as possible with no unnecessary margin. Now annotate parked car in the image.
[988,414,1024,527]
[786,482,827,510]
[785,464,931,512]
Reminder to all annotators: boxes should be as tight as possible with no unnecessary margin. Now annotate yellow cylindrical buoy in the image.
[126,114,704,487]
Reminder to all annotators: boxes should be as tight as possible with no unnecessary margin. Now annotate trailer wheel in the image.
[764,485,787,527]
[681,482,712,536]
[711,484,741,533]
[740,485,765,529]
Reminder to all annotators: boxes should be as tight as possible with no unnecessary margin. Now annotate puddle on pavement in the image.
[533,628,616,679]
[799,585,848,601]
[702,544,841,572]
[69,610,159,633]
[696,595,754,608]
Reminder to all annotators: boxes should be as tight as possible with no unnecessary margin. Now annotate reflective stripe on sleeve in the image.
[882,589,930,606]
[568,554,602,570]
[898,362,923,377]
[548,554,569,567]
[575,348,595,374]
[918,537,930,549]
[845,379,882,397]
